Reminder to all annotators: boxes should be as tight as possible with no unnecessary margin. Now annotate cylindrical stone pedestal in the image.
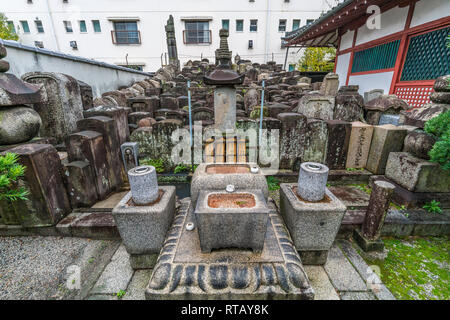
[362,180,395,240]
[297,162,329,202]
[128,165,159,205]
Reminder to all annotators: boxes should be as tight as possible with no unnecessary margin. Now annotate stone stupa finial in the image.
[216,29,232,69]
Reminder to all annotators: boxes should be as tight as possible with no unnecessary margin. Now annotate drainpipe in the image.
[263,0,270,63]
[45,0,60,51]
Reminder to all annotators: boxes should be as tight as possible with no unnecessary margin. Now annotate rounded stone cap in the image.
[128,165,159,205]
[374,180,395,190]
[300,162,329,174]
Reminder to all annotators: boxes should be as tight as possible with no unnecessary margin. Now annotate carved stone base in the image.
[353,229,385,252]
[145,198,314,300]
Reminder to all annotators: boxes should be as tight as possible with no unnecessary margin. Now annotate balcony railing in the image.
[111,30,141,45]
[183,30,212,44]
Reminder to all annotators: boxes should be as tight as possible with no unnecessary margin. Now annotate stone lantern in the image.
[204,29,245,132]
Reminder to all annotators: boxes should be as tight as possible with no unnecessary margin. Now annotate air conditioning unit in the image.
[34,41,44,48]
[70,41,78,49]
[248,40,253,49]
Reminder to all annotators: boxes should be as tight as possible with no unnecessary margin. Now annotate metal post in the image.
[188,80,194,168]
[259,80,265,146]
[283,46,290,71]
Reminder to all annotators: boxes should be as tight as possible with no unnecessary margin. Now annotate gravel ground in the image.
[0,236,119,300]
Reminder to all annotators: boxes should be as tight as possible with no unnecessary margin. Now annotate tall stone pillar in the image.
[165,15,179,70]
[354,180,395,252]
[204,29,245,132]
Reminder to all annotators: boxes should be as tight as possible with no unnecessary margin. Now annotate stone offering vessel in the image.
[297,162,329,202]
[191,163,269,205]
[194,188,270,253]
[128,165,159,205]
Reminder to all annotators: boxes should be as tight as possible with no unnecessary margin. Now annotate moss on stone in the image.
[362,236,449,300]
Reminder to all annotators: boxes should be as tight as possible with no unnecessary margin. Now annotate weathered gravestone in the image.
[334,85,364,122]
[83,105,130,146]
[77,116,124,190]
[346,121,374,169]
[67,131,112,200]
[366,124,407,174]
[325,120,351,170]
[4,143,71,226]
[22,72,84,144]
[296,95,335,120]
[277,113,307,170]
[64,161,98,208]
[320,73,339,96]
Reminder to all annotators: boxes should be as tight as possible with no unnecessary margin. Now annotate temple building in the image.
[283,0,450,108]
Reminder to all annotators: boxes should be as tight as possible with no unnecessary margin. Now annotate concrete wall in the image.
[348,72,394,96]
[1,0,332,72]
[2,40,152,98]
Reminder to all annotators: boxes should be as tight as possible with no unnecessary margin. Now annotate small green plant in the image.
[0,153,29,201]
[235,200,247,207]
[267,176,280,191]
[425,111,450,170]
[115,290,126,299]
[350,183,371,195]
[423,200,442,214]
[141,158,165,173]
[249,106,268,119]
[88,257,94,264]
[174,163,190,174]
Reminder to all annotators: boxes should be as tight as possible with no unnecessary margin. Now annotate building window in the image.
[63,21,73,33]
[35,20,44,33]
[79,20,87,33]
[183,21,211,44]
[7,21,16,34]
[250,19,257,32]
[401,26,450,81]
[222,19,229,30]
[20,21,30,33]
[278,19,286,32]
[236,19,243,32]
[292,19,300,30]
[112,21,140,44]
[92,20,101,32]
[351,40,400,73]
[306,19,314,25]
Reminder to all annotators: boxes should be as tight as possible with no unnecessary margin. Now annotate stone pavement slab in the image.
[0,236,120,300]
[338,240,396,300]
[123,270,153,300]
[90,244,133,296]
[340,291,376,300]
[324,244,368,292]
[303,266,339,300]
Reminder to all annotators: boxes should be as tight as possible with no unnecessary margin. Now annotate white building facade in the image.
[1,0,336,72]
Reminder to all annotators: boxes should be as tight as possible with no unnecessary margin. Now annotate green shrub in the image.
[267,176,280,191]
[140,158,165,173]
[249,106,268,119]
[174,164,190,174]
[423,200,442,214]
[0,153,28,201]
[424,111,450,170]
[424,110,450,138]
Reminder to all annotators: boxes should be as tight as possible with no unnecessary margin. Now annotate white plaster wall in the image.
[348,71,394,95]
[4,44,150,98]
[2,0,331,72]
[335,52,351,86]
[339,30,354,51]
[410,0,450,28]
[355,5,409,46]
